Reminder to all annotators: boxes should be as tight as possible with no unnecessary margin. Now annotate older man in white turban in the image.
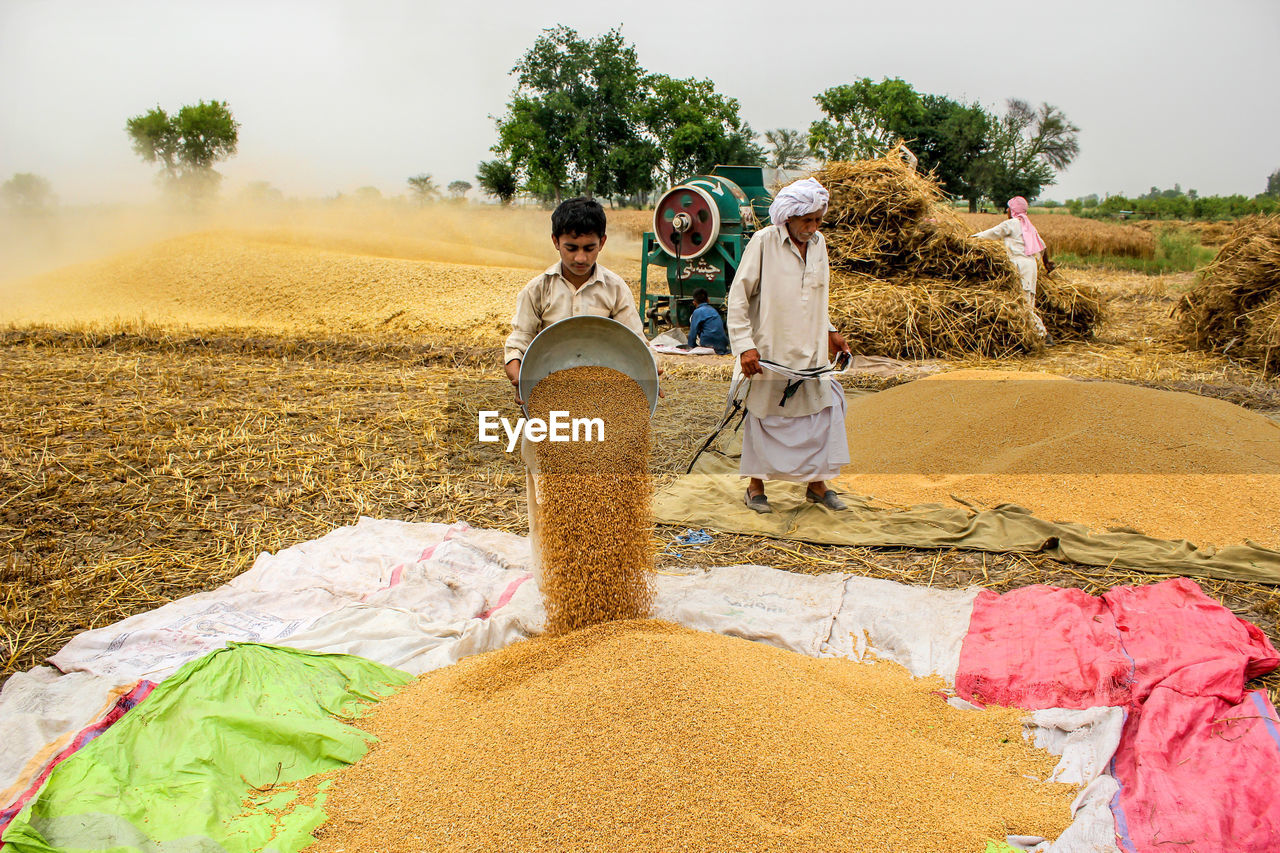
[727,177,852,513]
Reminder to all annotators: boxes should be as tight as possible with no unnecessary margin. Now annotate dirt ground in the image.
[1,211,1277,704]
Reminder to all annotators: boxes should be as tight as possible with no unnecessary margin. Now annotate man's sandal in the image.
[744,488,772,514]
[805,488,848,511]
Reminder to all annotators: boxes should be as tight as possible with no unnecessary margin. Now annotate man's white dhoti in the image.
[740,378,850,482]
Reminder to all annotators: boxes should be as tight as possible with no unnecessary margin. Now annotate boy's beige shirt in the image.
[503,261,645,363]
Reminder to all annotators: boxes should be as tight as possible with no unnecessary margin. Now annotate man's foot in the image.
[744,488,772,514]
[805,488,848,511]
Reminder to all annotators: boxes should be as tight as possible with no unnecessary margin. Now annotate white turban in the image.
[768,177,829,226]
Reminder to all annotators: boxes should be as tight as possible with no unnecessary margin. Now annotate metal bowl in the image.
[518,315,658,417]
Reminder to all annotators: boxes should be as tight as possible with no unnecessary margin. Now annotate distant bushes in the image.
[1067,193,1279,221]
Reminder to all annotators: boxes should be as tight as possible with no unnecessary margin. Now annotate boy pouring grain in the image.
[502,198,647,586]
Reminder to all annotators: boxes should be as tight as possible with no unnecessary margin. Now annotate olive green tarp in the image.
[655,436,1280,587]
[1,643,410,853]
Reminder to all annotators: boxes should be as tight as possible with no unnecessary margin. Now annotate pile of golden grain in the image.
[834,370,1280,548]
[301,621,1075,852]
[1176,214,1280,376]
[527,366,654,634]
[817,151,1104,358]
[1,231,531,343]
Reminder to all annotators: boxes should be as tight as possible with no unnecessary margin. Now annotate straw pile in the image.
[1176,214,1280,375]
[527,366,655,634]
[301,620,1075,852]
[816,152,1103,358]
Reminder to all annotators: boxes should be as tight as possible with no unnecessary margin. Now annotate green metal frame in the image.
[640,232,742,336]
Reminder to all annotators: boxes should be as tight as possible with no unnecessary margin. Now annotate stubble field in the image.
[1,202,1277,703]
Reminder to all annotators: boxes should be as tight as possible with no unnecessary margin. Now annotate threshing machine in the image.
[639,165,775,336]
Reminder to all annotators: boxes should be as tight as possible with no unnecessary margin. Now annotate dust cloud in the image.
[0,196,645,333]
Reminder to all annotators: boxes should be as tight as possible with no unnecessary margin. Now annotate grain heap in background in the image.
[1176,214,1280,376]
[526,366,654,634]
[302,621,1076,852]
[816,149,1104,358]
[0,232,530,343]
[835,370,1280,548]
[0,204,644,345]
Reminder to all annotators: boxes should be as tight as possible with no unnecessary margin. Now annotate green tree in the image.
[603,137,661,205]
[447,180,472,200]
[476,159,519,205]
[809,78,924,162]
[763,128,810,169]
[900,94,991,209]
[974,100,1079,205]
[1267,169,1280,197]
[640,74,762,185]
[2,172,55,212]
[126,100,239,202]
[809,78,991,209]
[493,26,649,201]
[407,174,439,203]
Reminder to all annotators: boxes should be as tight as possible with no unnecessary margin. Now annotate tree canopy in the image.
[640,74,760,185]
[1066,189,1278,220]
[447,180,473,199]
[493,26,649,201]
[407,174,439,203]
[763,129,810,170]
[2,172,55,212]
[809,78,925,162]
[126,100,239,201]
[976,99,1079,206]
[487,26,760,204]
[809,77,1079,209]
[476,159,519,205]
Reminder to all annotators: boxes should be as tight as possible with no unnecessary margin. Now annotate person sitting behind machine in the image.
[686,288,730,354]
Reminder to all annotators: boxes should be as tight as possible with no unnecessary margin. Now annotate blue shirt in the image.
[688,303,730,354]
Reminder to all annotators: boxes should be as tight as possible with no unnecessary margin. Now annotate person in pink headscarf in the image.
[971,196,1056,344]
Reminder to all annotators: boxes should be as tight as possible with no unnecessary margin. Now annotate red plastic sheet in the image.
[955,578,1280,853]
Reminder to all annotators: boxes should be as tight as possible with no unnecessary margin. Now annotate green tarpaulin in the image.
[2,643,410,853]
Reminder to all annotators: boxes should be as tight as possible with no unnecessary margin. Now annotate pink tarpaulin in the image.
[1111,687,1280,852]
[955,578,1280,853]
[956,585,1133,708]
[1105,580,1278,702]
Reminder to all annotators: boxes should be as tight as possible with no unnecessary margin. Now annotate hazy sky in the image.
[2,0,1277,205]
